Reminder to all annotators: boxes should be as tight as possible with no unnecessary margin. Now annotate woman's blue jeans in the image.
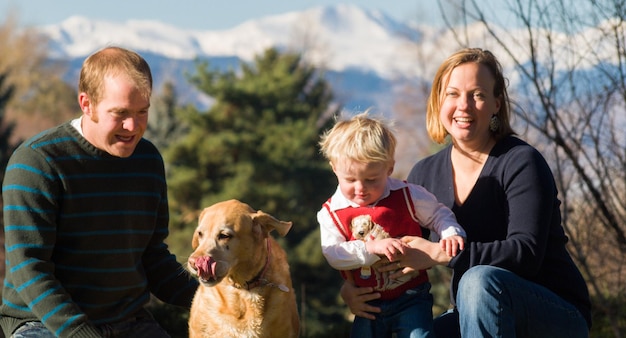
[435,265,589,338]
[351,282,435,338]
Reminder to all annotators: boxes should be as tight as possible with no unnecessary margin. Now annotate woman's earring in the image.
[489,114,500,132]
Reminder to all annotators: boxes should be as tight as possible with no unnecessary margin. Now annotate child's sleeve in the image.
[409,184,467,240]
[317,207,381,270]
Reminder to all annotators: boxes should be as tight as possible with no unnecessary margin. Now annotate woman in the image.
[341,48,591,337]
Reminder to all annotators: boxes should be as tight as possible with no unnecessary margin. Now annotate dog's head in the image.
[187,199,292,286]
[351,214,375,240]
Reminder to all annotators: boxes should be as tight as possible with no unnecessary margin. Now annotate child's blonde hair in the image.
[319,112,396,165]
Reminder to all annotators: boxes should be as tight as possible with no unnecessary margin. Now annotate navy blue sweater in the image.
[408,136,591,329]
[1,122,198,337]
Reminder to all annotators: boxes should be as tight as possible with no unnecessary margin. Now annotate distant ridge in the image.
[39,4,429,79]
[36,3,608,113]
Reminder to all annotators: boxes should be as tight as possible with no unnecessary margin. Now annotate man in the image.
[1,46,198,337]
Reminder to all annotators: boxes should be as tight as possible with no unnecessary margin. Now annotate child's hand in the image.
[440,235,465,257]
[365,238,407,262]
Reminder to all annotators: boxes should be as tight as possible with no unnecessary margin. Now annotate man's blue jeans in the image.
[435,265,589,338]
[351,282,435,338]
[11,315,171,338]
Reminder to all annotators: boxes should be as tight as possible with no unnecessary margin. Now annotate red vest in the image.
[323,187,429,300]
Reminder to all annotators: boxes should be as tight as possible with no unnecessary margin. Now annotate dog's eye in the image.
[197,231,203,239]
[218,233,231,240]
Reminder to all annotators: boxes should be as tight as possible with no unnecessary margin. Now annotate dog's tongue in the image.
[196,256,217,280]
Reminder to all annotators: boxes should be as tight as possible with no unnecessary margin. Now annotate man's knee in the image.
[11,321,55,338]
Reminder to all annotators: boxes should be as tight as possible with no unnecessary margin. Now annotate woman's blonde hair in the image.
[78,46,152,106]
[319,112,396,166]
[426,48,515,144]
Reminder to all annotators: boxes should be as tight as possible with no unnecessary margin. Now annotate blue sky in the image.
[2,0,451,30]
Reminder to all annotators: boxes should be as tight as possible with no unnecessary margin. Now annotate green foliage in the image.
[0,72,16,175]
[145,81,190,151]
[164,47,351,336]
[0,71,17,298]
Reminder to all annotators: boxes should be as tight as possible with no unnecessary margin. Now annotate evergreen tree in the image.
[0,72,16,180]
[144,81,190,152]
[165,48,351,336]
[0,71,17,292]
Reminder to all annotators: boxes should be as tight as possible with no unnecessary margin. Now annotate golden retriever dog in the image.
[187,199,299,338]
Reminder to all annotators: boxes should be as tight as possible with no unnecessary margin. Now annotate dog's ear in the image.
[252,211,293,237]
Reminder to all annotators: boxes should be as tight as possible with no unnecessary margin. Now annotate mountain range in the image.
[37,4,462,112]
[35,3,614,113]
[30,3,621,177]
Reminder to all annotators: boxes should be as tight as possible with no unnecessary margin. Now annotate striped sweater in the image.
[0,121,198,337]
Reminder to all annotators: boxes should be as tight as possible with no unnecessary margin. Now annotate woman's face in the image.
[440,62,501,148]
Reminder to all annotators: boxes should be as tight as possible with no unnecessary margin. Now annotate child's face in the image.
[331,159,393,206]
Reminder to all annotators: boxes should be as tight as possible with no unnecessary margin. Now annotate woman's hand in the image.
[402,235,452,268]
[340,281,381,320]
[365,238,407,262]
[378,236,452,278]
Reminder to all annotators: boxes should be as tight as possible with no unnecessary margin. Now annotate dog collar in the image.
[241,238,289,292]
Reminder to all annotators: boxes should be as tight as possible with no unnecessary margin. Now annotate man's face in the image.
[79,75,150,157]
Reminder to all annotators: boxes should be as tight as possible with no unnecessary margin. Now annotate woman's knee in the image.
[459,265,502,289]
[457,265,512,310]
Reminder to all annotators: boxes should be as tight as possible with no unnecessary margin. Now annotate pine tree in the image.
[0,71,17,293]
[144,81,189,152]
[166,48,338,229]
[0,72,16,180]
[165,48,351,335]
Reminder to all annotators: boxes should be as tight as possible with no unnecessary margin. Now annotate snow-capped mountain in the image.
[41,4,422,79]
[36,3,614,112]
[32,3,622,177]
[38,4,453,111]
